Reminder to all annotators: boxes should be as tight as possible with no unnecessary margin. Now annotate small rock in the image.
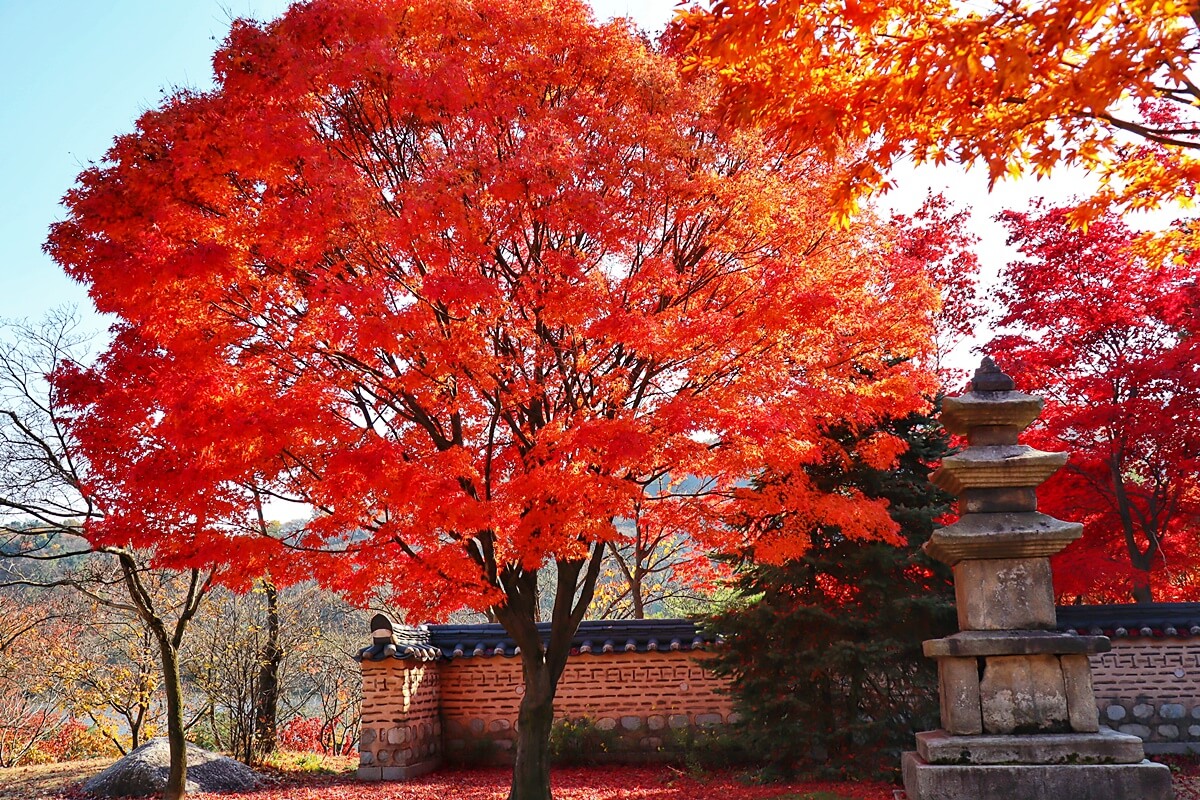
[1158,725,1180,739]
[82,739,260,798]
[1133,703,1155,721]
[1106,705,1127,722]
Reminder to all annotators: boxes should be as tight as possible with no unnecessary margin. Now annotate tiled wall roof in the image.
[357,618,713,662]
[1058,603,1200,639]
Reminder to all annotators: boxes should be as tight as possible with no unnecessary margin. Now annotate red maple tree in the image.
[989,204,1200,603]
[46,1,948,796]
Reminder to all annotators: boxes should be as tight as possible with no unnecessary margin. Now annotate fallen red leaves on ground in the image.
[178,766,895,800]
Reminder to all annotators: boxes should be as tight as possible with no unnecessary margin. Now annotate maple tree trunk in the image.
[1131,568,1153,604]
[509,658,556,800]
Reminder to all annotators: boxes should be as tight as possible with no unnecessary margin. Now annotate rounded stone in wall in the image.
[1106,705,1127,722]
[621,716,642,731]
[401,748,413,762]
[1158,725,1180,739]
[470,718,486,734]
[360,751,374,765]
[727,712,743,724]
[361,728,377,746]
[386,727,402,745]
[1161,704,1186,720]
[497,740,514,751]
[596,717,618,731]
[1133,703,1155,721]
[377,749,392,763]
[668,715,690,729]
[695,713,723,727]
[1188,726,1200,738]
[1192,706,1200,720]
[647,715,666,731]
[489,719,512,732]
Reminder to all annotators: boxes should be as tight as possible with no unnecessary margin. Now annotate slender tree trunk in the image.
[115,555,211,800]
[154,632,188,800]
[630,569,645,620]
[509,657,556,800]
[1111,457,1157,603]
[253,580,282,762]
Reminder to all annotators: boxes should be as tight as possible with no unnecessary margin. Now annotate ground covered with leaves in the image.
[7,758,1200,800]
[187,767,893,800]
[7,761,893,800]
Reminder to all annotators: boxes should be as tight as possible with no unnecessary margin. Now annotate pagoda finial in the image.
[970,356,1015,393]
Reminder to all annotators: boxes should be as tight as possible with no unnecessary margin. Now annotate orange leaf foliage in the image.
[682,0,1200,220]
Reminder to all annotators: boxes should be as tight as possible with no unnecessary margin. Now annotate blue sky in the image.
[0,0,678,327]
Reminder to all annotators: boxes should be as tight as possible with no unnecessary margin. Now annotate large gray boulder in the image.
[82,738,261,797]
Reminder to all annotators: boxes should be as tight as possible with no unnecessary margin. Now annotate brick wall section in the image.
[438,651,733,762]
[1090,637,1200,754]
[358,660,442,780]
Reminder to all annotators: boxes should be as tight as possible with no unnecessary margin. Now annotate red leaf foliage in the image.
[990,204,1200,602]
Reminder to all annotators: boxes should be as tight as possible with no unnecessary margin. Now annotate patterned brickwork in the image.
[358,661,442,779]
[1090,637,1200,754]
[1091,639,1200,700]
[437,651,733,761]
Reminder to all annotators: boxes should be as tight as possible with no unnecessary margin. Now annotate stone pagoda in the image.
[901,358,1172,800]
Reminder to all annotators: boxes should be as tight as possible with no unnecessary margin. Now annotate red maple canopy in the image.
[49,0,941,612]
[991,205,1200,602]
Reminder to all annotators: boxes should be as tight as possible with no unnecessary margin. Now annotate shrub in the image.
[548,717,618,766]
[26,719,115,763]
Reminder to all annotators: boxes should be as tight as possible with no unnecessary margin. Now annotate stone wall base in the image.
[357,758,441,782]
[901,752,1173,800]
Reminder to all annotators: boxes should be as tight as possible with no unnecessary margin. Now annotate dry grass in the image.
[0,758,112,799]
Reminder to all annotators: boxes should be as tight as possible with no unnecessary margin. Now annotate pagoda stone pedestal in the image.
[901,359,1172,800]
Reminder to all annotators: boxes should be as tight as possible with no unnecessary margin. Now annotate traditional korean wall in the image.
[358,660,442,780]
[1089,636,1200,754]
[439,650,733,763]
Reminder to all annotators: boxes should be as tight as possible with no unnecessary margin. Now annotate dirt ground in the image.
[0,758,111,799]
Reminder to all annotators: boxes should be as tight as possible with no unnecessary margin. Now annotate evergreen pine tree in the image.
[705,404,957,779]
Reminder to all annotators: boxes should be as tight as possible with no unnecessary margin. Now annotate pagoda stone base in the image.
[902,751,1173,800]
[916,728,1146,765]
